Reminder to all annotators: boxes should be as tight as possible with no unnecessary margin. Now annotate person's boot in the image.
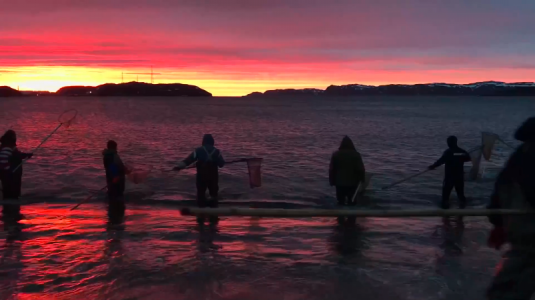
[459,201,467,209]
[441,202,450,209]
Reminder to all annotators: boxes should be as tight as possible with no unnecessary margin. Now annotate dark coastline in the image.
[0,82,212,97]
[244,81,535,97]
[3,81,535,98]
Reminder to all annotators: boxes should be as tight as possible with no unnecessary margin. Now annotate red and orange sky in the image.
[1,0,534,96]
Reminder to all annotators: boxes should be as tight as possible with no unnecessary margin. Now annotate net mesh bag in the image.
[125,163,151,184]
[468,147,483,181]
[482,132,498,161]
[58,109,78,129]
[247,158,263,188]
[361,172,373,193]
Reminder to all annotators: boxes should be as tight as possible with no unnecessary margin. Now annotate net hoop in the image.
[125,162,152,184]
[58,109,78,124]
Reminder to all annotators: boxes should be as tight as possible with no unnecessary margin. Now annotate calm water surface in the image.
[0,96,534,300]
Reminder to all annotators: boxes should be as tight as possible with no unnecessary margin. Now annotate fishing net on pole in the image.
[482,132,499,161]
[58,109,78,129]
[467,132,506,181]
[361,172,373,192]
[125,163,152,184]
[11,109,79,173]
[468,147,483,181]
[247,158,263,188]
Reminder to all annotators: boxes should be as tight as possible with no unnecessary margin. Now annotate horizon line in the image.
[4,79,535,96]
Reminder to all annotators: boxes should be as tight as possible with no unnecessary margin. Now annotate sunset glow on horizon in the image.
[2,0,535,96]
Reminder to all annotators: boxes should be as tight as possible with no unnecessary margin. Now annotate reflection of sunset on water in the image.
[0,203,498,299]
[1,95,530,299]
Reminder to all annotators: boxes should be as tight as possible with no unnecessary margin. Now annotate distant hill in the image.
[56,82,212,97]
[0,86,22,97]
[245,88,324,97]
[245,81,535,97]
[56,86,95,97]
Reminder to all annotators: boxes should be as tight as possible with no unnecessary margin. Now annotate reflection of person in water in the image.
[329,220,365,258]
[107,199,126,227]
[0,220,23,299]
[440,216,464,255]
[196,220,221,253]
[98,204,126,297]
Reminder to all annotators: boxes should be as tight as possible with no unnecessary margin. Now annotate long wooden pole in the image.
[381,169,430,190]
[12,123,63,173]
[70,185,108,211]
[181,207,534,218]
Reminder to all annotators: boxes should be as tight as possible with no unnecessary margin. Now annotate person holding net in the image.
[428,136,471,209]
[174,134,225,212]
[329,136,366,206]
[102,140,131,216]
[0,130,33,221]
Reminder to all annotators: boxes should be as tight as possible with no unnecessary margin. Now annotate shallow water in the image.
[0,96,534,299]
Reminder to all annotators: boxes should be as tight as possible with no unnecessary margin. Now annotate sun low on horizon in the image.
[2,0,535,96]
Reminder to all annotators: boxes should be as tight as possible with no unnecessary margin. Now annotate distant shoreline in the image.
[0,82,212,98]
[2,80,535,97]
[244,81,535,97]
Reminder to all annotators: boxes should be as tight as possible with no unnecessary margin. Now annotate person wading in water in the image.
[329,135,366,210]
[486,117,535,300]
[429,136,471,209]
[102,140,130,219]
[174,134,225,223]
[0,130,33,222]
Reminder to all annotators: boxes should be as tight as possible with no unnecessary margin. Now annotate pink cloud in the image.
[1,0,535,95]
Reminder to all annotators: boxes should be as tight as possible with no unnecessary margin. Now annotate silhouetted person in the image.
[175,134,225,209]
[0,130,32,222]
[486,117,535,300]
[102,140,128,213]
[329,136,365,206]
[429,136,471,209]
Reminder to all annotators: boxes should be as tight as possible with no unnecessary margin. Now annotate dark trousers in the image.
[196,179,219,224]
[442,177,466,209]
[1,178,22,221]
[107,180,125,200]
[336,186,358,206]
[196,179,219,208]
[108,200,125,224]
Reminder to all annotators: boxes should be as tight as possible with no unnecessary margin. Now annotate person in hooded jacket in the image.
[486,117,535,300]
[102,140,129,214]
[429,136,471,209]
[0,130,33,221]
[329,136,366,206]
[174,134,225,208]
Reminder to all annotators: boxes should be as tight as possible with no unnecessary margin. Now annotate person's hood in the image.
[339,135,356,151]
[202,134,215,147]
[0,130,16,147]
[447,136,458,149]
[514,117,535,142]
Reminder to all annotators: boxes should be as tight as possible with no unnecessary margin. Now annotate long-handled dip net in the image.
[125,163,152,184]
[182,157,263,188]
[13,109,78,173]
[70,162,152,211]
[247,158,263,188]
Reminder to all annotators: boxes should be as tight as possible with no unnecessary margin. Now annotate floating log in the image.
[180,207,534,218]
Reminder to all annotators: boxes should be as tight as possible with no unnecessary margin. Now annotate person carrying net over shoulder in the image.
[174,134,225,209]
[428,136,471,209]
